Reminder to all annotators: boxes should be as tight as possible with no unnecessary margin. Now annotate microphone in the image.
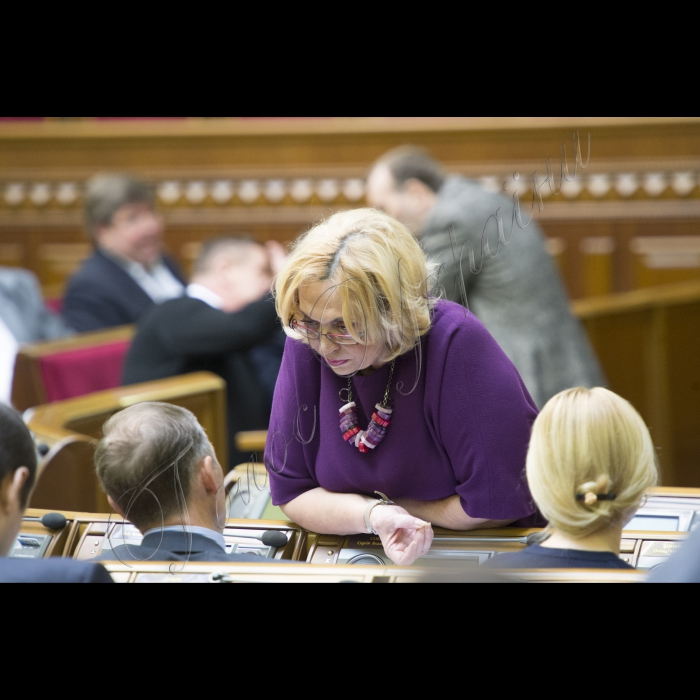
[262,531,289,549]
[41,513,67,530]
[230,531,289,548]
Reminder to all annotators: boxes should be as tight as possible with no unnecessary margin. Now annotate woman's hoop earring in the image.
[640,494,648,509]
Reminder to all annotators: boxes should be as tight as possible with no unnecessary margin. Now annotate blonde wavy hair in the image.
[275,209,436,363]
[527,387,658,538]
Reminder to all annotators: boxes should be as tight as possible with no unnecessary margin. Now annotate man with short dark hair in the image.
[123,237,284,466]
[64,173,185,332]
[0,403,113,582]
[95,402,274,563]
[367,147,605,408]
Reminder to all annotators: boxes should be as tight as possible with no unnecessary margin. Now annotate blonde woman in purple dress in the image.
[265,209,542,566]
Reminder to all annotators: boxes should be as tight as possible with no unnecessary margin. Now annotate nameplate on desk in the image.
[346,535,383,549]
[640,541,684,558]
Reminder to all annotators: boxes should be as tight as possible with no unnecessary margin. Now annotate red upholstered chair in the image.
[12,326,135,412]
[39,341,131,403]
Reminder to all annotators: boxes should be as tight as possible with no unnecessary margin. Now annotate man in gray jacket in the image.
[367,147,604,408]
[0,267,73,404]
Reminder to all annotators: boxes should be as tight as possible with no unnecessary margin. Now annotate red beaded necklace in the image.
[339,360,396,454]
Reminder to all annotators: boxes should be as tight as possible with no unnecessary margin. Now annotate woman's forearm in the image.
[394,495,513,531]
[280,488,373,535]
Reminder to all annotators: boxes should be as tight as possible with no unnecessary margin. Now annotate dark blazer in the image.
[0,557,113,583]
[123,295,281,465]
[97,530,280,564]
[63,249,185,332]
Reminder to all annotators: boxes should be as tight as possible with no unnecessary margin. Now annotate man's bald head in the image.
[190,236,274,313]
[193,236,265,276]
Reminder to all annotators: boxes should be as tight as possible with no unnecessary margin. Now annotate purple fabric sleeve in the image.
[428,306,538,520]
[264,338,322,502]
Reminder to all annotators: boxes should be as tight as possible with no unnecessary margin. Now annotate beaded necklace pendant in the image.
[339,361,395,454]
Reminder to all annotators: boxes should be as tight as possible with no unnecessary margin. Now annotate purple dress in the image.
[265,300,542,527]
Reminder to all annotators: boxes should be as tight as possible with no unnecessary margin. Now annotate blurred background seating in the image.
[12,325,134,411]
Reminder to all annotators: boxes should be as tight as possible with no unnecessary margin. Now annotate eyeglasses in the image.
[290,319,362,346]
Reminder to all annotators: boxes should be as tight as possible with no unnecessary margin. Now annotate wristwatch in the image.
[364,491,396,535]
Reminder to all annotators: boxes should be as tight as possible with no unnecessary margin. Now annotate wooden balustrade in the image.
[1,117,700,300]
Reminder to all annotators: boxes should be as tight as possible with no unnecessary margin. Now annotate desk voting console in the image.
[12,489,700,578]
[11,510,306,563]
[304,529,689,571]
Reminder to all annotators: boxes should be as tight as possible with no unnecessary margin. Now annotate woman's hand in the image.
[370,505,434,566]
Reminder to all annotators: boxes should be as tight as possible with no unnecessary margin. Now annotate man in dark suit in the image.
[0,403,113,583]
[64,173,186,332]
[94,402,280,564]
[123,237,284,466]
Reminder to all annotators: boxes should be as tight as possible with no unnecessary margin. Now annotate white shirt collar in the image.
[0,315,18,406]
[142,525,226,550]
[187,283,224,310]
[102,250,184,303]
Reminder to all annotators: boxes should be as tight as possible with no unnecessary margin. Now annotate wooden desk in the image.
[501,570,647,583]
[234,430,267,455]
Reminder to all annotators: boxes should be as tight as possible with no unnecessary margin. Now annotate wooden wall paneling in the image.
[580,229,616,297]
[575,281,700,486]
[664,303,700,487]
[647,307,673,484]
[2,118,700,169]
[2,118,700,300]
[0,231,30,269]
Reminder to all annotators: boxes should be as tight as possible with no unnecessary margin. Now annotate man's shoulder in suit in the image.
[0,557,114,583]
[96,531,292,565]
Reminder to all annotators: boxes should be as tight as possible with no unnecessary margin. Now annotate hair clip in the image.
[575,493,617,505]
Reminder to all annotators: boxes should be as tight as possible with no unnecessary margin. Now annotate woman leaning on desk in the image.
[264,209,544,566]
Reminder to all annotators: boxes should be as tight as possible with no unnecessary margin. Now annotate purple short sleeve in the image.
[427,307,539,520]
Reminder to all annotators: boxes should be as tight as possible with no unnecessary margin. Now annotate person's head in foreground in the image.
[0,403,38,557]
[191,236,276,313]
[485,387,659,571]
[85,173,164,268]
[96,402,225,537]
[275,207,435,378]
[0,404,113,582]
[366,146,445,234]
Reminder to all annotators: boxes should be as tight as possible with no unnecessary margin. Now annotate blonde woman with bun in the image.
[485,387,658,570]
[265,209,544,567]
